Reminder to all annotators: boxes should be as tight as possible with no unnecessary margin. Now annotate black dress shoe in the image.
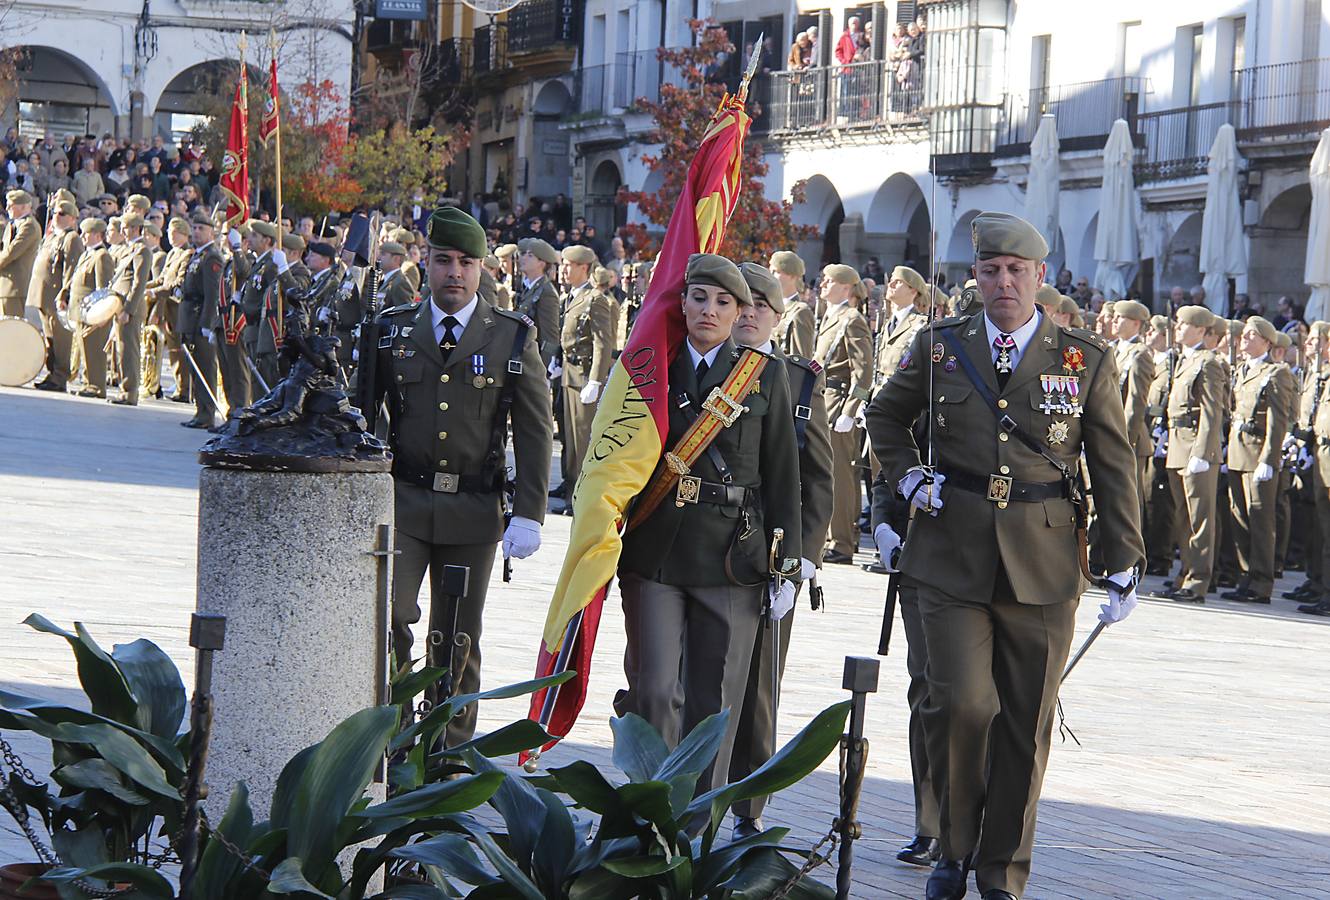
[109,395,137,406]
[896,835,940,867]
[1283,582,1321,600]
[33,380,63,392]
[1162,579,1176,591]
[548,483,567,499]
[823,549,854,565]
[1220,588,1251,601]
[926,858,969,900]
[1216,574,1238,588]
[1302,601,1330,616]
[1169,588,1205,604]
[732,816,763,841]
[1234,593,1271,604]
[170,393,190,403]
[981,891,1018,900]
[181,416,210,429]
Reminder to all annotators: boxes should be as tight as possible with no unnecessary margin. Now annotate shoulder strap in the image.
[483,315,532,487]
[793,362,818,450]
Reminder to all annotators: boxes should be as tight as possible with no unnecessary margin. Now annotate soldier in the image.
[866,211,1143,900]
[217,220,255,412]
[298,241,348,349]
[514,237,562,365]
[142,217,194,401]
[1270,330,1299,577]
[393,226,421,294]
[728,260,833,837]
[282,233,313,291]
[876,265,931,381]
[377,241,417,309]
[1286,324,1329,604]
[1113,300,1156,511]
[107,213,154,406]
[27,199,82,392]
[1143,314,1177,575]
[481,254,512,310]
[556,254,615,492]
[769,250,814,357]
[814,263,873,563]
[1303,324,1330,616]
[0,190,41,319]
[68,218,114,398]
[179,209,224,428]
[371,207,552,745]
[237,220,301,389]
[616,253,802,794]
[1160,305,1226,603]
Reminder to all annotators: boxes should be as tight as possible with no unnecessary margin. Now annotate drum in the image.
[0,316,46,386]
[81,287,124,328]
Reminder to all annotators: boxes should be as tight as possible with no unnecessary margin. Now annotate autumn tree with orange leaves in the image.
[619,20,816,261]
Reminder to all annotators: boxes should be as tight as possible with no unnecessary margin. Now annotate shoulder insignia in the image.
[207,260,222,274]
[786,354,821,374]
[928,315,967,329]
[1061,325,1110,352]
[494,307,535,327]
[379,302,417,318]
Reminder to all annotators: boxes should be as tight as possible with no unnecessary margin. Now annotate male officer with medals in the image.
[866,211,1143,900]
[179,209,224,428]
[237,220,301,389]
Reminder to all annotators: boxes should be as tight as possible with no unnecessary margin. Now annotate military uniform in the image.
[142,243,193,399]
[558,277,616,489]
[217,243,255,411]
[237,248,302,390]
[1165,340,1226,598]
[1115,331,1156,509]
[1144,344,1178,573]
[178,236,225,424]
[1271,354,1298,576]
[378,266,417,310]
[1226,343,1289,601]
[1310,369,1330,610]
[299,262,352,364]
[0,209,41,319]
[775,296,816,358]
[68,234,114,397]
[514,274,561,365]
[109,233,153,404]
[27,222,82,390]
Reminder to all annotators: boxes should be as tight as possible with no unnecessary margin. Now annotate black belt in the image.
[1173,413,1199,429]
[675,477,749,507]
[945,468,1067,503]
[392,460,499,494]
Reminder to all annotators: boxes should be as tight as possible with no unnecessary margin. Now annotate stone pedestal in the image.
[196,467,393,821]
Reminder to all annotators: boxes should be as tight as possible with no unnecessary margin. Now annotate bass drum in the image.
[81,287,124,328]
[0,316,46,386]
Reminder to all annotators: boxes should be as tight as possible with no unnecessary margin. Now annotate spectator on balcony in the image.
[857,21,874,62]
[905,21,925,87]
[787,31,813,70]
[836,17,861,67]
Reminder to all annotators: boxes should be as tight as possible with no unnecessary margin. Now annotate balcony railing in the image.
[473,24,508,76]
[507,0,576,55]
[997,76,1145,154]
[766,62,925,135]
[1234,56,1330,139]
[1135,101,1235,182]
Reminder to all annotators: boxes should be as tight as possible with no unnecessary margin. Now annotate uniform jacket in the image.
[559,283,615,389]
[26,227,82,313]
[1115,337,1156,459]
[1314,376,1330,486]
[1165,347,1226,469]
[515,275,561,364]
[619,340,803,587]
[378,268,416,310]
[177,243,225,337]
[776,299,816,359]
[374,296,553,545]
[1146,349,1174,419]
[814,301,874,419]
[68,244,113,311]
[876,306,927,383]
[237,250,301,321]
[1226,357,1289,472]
[0,214,41,305]
[145,247,192,313]
[111,238,153,318]
[779,348,834,563]
[866,310,1144,605]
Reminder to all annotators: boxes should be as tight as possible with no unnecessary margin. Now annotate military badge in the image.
[936,411,946,429]
[899,348,913,370]
[1047,420,1070,445]
[944,356,957,372]
[401,326,414,338]
[1062,346,1086,373]
[932,342,945,363]
[472,375,486,388]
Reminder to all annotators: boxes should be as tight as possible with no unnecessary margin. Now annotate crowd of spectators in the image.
[461,191,632,271]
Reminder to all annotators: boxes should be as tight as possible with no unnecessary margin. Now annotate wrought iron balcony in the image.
[1234,56,1330,139]
[996,76,1146,155]
[766,62,925,136]
[1135,101,1235,182]
[507,0,578,55]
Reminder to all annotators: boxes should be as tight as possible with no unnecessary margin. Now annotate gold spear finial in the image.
[738,33,764,103]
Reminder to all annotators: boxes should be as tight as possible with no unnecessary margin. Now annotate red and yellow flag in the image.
[523,95,753,761]
[258,56,280,145]
[219,64,250,229]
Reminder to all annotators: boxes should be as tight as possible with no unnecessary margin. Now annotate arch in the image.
[791,174,844,268]
[7,45,118,138]
[1250,184,1312,312]
[865,172,926,235]
[1158,212,1204,300]
[533,79,573,117]
[152,59,266,143]
[947,209,982,263]
[586,158,625,236]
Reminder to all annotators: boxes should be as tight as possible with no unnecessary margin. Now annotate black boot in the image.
[926,857,969,900]
[896,835,940,866]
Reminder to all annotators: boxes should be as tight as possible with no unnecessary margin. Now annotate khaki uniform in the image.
[775,297,816,358]
[373,296,553,744]
[617,341,802,793]
[142,246,192,398]
[1226,357,1289,597]
[237,250,301,390]
[177,242,225,421]
[0,214,41,318]
[1115,336,1156,508]
[1272,363,1299,573]
[68,245,115,395]
[1312,375,1330,597]
[558,282,616,488]
[514,275,561,365]
[731,349,833,818]
[109,238,153,403]
[377,268,416,311]
[1164,346,1226,594]
[876,306,928,382]
[866,311,1143,896]
[814,301,873,556]
[26,227,82,389]
[1292,370,1327,590]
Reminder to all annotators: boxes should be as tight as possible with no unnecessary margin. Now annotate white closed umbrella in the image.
[1093,118,1139,301]
[1305,128,1330,322]
[1025,114,1060,257]
[1199,124,1247,316]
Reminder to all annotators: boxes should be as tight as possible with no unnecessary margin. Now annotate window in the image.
[1117,21,1141,80]
[1232,16,1245,72]
[1189,24,1203,106]
[1030,34,1051,95]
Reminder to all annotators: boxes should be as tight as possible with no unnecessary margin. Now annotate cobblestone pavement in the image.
[2,384,1328,898]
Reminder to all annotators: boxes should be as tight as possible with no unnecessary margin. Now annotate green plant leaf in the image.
[600,854,688,877]
[23,615,138,724]
[267,857,335,897]
[389,664,449,706]
[544,760,623,816]
[0,688,185,774]
[718,845,835,899]
[112,638,187,740]
[436,719,554,759]
[52,758,149,805]
[388,833,494,886]
[530,789,576,893]
[355,771,503,819]
[368,886,453,900]
[50,824,110,870]
[461,749,546,873]
[609,714,669,784]
[692,827,789,893]
[566,865,641,900]
[269,743,318,830]
[461,825,545,900]
[442,670,575,717]
[194,781,257,896]
[618,781,677,836]
[651,709,727,817]
[41,863,174,898]
[45,721,179,799]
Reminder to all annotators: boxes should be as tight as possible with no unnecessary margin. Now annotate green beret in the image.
[972,211,1048,261]
[6,189,33,206]
[591,265,614,288]
[143,221,162,238]
[561,244,597,266]
[822,263,860,285]
[769,250,805,278]
[1035,284,1063,306]
[249,220,278,240]
[379,240,406,256]
[1273,330,1292,349]
[1244,315,1278,343]
[427,207,487,258]
[494,242,519,259]
[1176,305,1214,328]
[891,265,927,294]
[79,218,106,234]
[55,199,78,218]
[739,261,784,313]
[168,216,191,235]
[1115,300,1150,322]
[483,253,501,269]
[686,253,752,306]
[391,227,416,245]
[518,237,559,265]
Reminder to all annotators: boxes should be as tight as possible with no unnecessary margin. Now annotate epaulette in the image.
[379,302,417,318]
[786,353,822,374]
[494,306,535,328]
[1061,325,1110,352]
[926,314,967,330]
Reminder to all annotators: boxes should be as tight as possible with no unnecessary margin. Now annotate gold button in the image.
[1000,465,1010,475]
[438,431,447,440]
[486,376,494,384]
[395,374,403,382]
[937,395,945,402]
[438,401,448,411]
[997,399,1008,409]
[999,432,1009,442]
[441,374,450,383]
[997,501,1008,509]
[439,459,447,468]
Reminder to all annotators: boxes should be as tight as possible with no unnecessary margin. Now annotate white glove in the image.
[547,359,563,379]
[1283,434,1298,453]
[502,515,541,560]
[1098,569,1139,625]
[767,579,796,621]
[1298,446,1314,472]
[203,329,216,344]
[854,406,867,428]
[272,248,289,273]
[1185,456,1210,475]
[1254,462,1276,483]
[227,228,241,249]
[833,414,856,433]
[799,557,816,581]
[316,306,334,325]
[898,467,945,515]
[873,523,902,571]
[579,381,601,404]
[1151,425,1168,459]
[352,344,359,362]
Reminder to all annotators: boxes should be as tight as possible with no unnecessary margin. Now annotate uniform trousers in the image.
[560,376,596,490]
[1316,466,1330,597]
[183,333,218,421]
[217,332,254,412]
[729,599,795,819]
[1275,468,1295,573]
[77,321,114,396]
[391,533,497,746]
[38,306,72,389]
[1229,469,1279,596]
[912,571,1077,898]
[827,424,863,556]
[1145,456,1177,570]
[899,584,941,838]
[1169,465,1219,594]
[113,310,144,402]
[617,572,761,793]
[164,302,189,400]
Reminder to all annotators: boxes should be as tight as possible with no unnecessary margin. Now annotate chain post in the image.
[179,612,226,900]
[835,655,878,900]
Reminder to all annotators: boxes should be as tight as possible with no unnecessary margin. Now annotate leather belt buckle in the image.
[675,475,702,507]
[432,472,460,493]
[703,387,748,427]
[794,404,812,421]
[986,474,1013,504]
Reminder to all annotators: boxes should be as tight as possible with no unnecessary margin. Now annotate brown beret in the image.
[426,207,487,258]
[249,220,278,240]
[686,253,752,306]
[561,244,597,266]
[972,211,1049,261]
[6,189,34,206]
[143,221,162,238]
[53,188,75,206]
[1115,300,1150,322]
[591,265,614,288]
[1273,330,1293,349]
[391,227,416,245]
[483,253,501,269]
[1310,321,1330,338]
[379,241,406,256]
[1244,316,1277,343]
[494,242,519,259]
[822,263,860,285]
[1057,295,1080,316]
[739,261,784,312]
[121,213,144,230]
[1035,284,1063,306]
[107,216,123,231]
[168,216,191,235]
[189,208,214,226]
[1176,305,1214,328]
[890,265,927,294]
[518,237,559,265]
[125,194,151,212]
[282,233,306,253]
[1100,300,1117,315]
[769,250,805,278]
[1227,318,1243,337]
[1149,314,1169,331]
[79,218,106,234]
[55,200,78,218]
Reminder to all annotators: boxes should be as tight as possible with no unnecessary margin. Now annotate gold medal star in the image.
[1047,420,1070,445]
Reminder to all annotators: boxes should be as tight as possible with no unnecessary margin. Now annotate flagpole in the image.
[269,29,284,336]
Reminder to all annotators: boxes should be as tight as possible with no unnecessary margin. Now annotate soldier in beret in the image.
[481,254,512,310]
[295,240,353,368]
[282,233,312,292]
[106,212,154,405]
[235,219,304,390]
[769,250,814,357]
[142,216,194,401]
[1269,330,1299,578]
[178,209,224,428]
[728,260,832,837]
[391,226,421,293]
[68,218,115,397]
[377,241,418,309]
[876,265,931,384]
[1113,300,1156,512]
[866,211,1143,900]
[515,237,562,366]
[555,244,614,492]
[1143,314,1177,574]
[27,198,82,392]
[370,207,552,744]
[1,189,41,319]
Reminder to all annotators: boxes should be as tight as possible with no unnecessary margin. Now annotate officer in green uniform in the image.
[1143,314,1176,574]
[377,241,417,309]
[28,199,82,392]
[1304,323,1330,615]
[296,241,352,368]
[866,212,1144,900]
[514,237,562,366]
[1,190,42,319]
[616,253,803,794]
[1287,323,1329,605]
[1269,330,1299,577]
[236,219,301,390]
[769,250,815,358]
[282,233,313,292]
[370,207,553,745]
[179,209,224,428]
[728,260,833,837]
[557,244,615,491]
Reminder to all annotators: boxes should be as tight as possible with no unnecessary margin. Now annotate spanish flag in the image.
[523,94,753,761]
[218,62,250,229]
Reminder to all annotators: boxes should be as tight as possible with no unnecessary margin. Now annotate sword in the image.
[243,351,271,396]
[767,527,786,749]
[179,340,222,416]
[1060,620,1107,684]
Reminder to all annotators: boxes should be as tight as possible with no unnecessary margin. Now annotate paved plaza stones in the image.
[1,384,1328,897]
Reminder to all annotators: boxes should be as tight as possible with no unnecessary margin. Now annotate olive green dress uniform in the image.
[68,239,114,396]
[327,264,364,371]
[177,238,225,423]
[218,246,255,411]
[1271,358,1298,574]
[514,275,561,366]
[0,210,41,319]
[775,296,816,358]
[1312,373,1330,601]
[559,280,616,488]
[1291,364,1328,591]
[1226,350,1289,599]
[238,247,302,390]
[379,266,417,310]
[814,292,874,557]
[27,223,82,389]
[110,235,153,404]
[1115,334,1156,510]
[1144,346,1178,572]
[1165,341,1227,596]
[617,332,802,792]
[375,291,553,745]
